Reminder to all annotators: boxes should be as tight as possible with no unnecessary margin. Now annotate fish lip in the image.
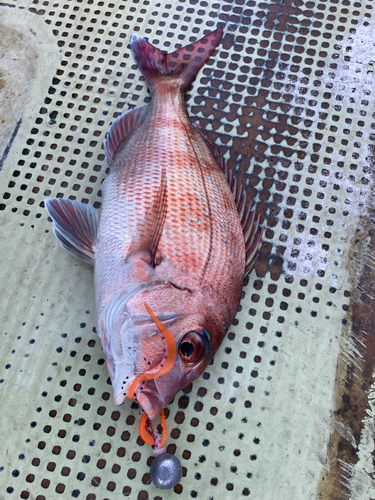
[113,391,126,406]
[135,381,167,420]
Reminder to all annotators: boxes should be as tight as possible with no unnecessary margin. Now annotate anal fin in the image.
[45,198,98,265]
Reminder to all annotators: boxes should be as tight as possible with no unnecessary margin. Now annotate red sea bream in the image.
[45,28,262,422]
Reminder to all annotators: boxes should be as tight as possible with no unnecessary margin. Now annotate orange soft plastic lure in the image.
[139,408,168,451]
[128,302,176,450]
[127,302,177,400]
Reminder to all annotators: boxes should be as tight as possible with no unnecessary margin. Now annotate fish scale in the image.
[103,93,236,285]
[45,28,262,421]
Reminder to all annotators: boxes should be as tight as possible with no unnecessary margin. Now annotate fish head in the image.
[134,311,219,419]
[98,282,229,419]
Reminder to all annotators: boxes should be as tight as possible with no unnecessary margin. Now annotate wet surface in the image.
[0,19,38,166]
[319,154,375,498]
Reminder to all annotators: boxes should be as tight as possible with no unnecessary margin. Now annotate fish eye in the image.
[178,331,206,365]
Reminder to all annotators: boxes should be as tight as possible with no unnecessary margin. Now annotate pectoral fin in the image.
[127,168,168,267]
[45,198,98,265]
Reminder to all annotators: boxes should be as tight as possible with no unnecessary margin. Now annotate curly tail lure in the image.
[127,302,176,453]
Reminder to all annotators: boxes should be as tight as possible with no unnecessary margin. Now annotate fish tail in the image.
[131,28,223,93]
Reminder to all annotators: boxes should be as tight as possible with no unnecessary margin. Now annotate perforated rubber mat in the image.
[1,1,375,499]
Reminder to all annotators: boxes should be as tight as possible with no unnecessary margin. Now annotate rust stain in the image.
[318,147,375,499]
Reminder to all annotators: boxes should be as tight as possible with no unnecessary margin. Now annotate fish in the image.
[45,28,262,424]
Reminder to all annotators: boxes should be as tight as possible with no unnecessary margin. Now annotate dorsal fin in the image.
[194,123,263,277]
[193,122,236,201]
[104,105,147,165]
[45,198,98,265]
[193,123,225,169]
[242,202,264,277]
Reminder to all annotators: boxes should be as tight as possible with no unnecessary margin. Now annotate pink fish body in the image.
[45,29,262,420]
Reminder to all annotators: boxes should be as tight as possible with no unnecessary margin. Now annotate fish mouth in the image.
[135,380,170,420]
[113,390,127,406]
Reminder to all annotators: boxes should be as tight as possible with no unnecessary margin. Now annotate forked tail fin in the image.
[131,28,223,93]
